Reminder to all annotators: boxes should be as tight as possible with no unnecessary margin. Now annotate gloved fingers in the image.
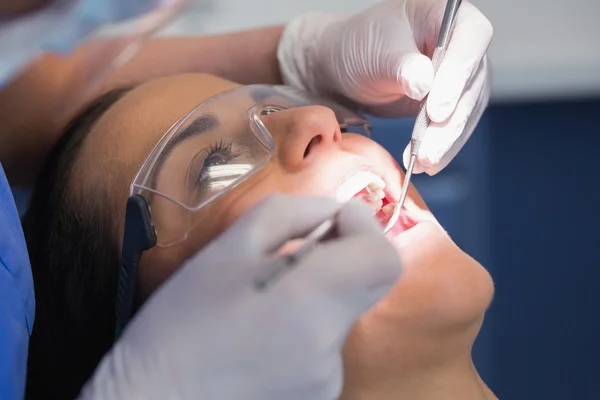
[403,56,490,175]
[395,52,435,102]
[402,75,483,175]
[426,2,492,123]
[421,58,487,168]
[420,62,491,175]
[384,15,434,102]
[335,198,387,236]
[283,233,402,317]
[305,354,344,400]
[221,194,341,257]
[402,144,427,175]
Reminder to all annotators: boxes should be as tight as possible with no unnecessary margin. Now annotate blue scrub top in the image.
[0,163,35,399]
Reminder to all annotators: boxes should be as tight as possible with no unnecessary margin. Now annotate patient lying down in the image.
[24,73,497,399]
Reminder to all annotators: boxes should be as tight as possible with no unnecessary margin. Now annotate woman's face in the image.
[75,73,494,395]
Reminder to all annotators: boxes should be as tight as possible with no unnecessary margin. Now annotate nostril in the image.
[303,136,322,158]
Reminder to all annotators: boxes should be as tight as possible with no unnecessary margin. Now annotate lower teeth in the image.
[375,202,398,229]
[381,203,395,215]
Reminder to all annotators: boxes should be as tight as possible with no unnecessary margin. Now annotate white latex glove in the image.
[79,195,401,400]
[278,0,493,176]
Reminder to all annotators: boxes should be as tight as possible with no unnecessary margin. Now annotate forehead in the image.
[72,73,240,210]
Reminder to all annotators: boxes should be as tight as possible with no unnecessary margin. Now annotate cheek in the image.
[214,161,336,228]
[214,173,289,231]
[137,163,347,298]
[137,202,243,299]
[138,246,187,299]
[135,188,272,298]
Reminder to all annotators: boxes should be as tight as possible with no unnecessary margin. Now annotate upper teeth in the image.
[336,171,386,202]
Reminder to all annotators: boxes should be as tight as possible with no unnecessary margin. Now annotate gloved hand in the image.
[278,0,493,176]
[79,195,401,400]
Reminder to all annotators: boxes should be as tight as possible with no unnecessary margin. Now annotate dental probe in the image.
[253,212,337,291]
[254,194,376,290]
[383,0,462,235]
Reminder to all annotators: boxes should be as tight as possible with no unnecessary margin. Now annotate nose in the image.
[261,106,343,172]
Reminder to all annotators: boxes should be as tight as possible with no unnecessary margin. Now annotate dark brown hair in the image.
[23,88,132,399]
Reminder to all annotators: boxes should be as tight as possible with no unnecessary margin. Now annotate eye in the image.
[191,139,235,192]
[203,139,233,168]
[204,152,229,168]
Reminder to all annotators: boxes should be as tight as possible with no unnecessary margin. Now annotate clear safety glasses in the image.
[130,84,372,248]
[115,85,371,334]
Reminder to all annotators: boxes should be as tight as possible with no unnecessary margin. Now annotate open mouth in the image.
[335,171,418,235]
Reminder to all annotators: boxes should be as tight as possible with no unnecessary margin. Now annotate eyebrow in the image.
[149,113,220,188]
[154,113,219,172]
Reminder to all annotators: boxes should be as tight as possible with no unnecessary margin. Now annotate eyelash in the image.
[205,138,234,158]
[192,139,235,190]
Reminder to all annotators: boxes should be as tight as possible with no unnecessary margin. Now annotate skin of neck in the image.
[339,316,498,400]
